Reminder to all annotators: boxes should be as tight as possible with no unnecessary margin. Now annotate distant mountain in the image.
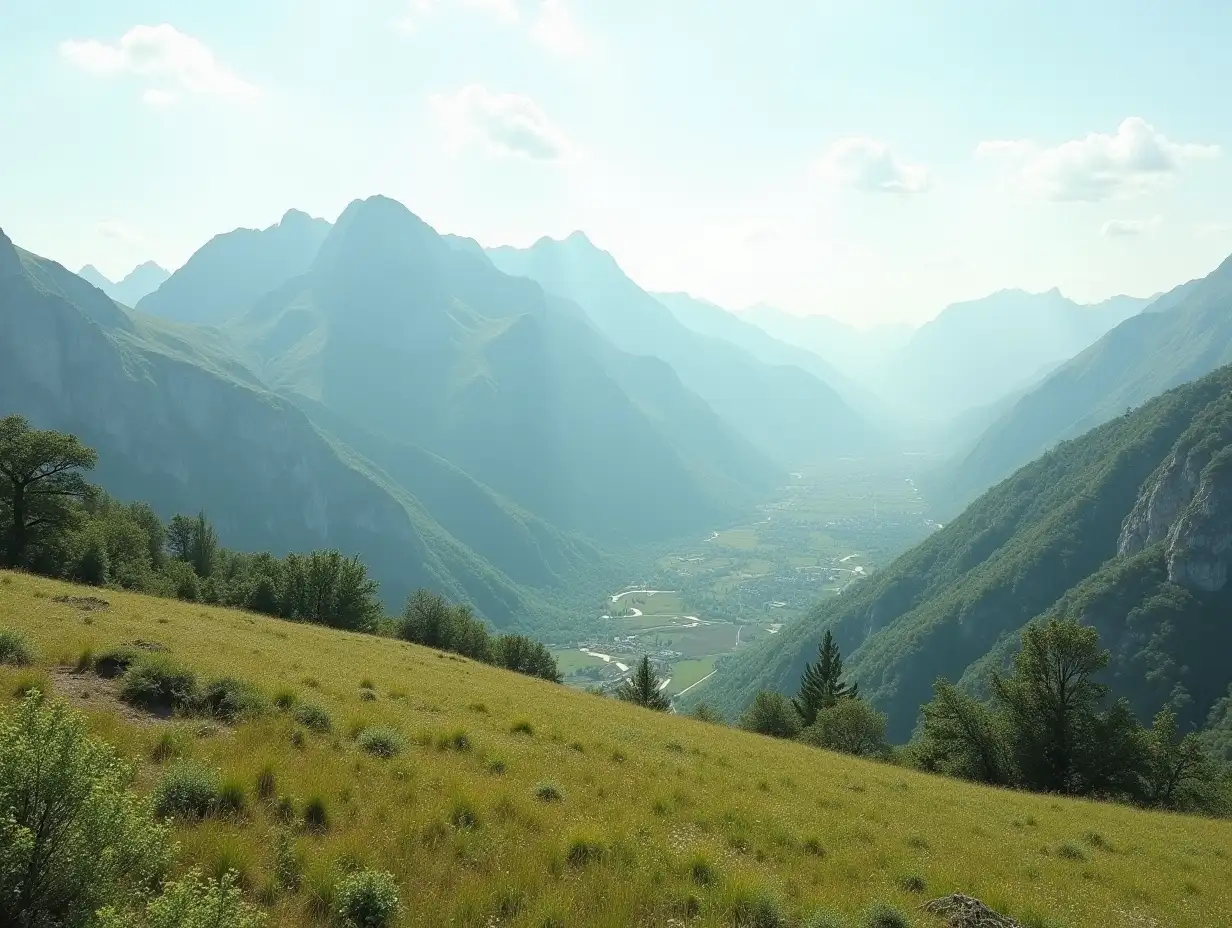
[137,209,331,325]
[653,292,868,407]
[76,261,170,307]
[740,304,914,380]
[0,227,537,622]
[228,196,777,542]
[694,362,1232,742]
[942,258,1232,510]
[487,235,880,465]
[877,289,1152,421]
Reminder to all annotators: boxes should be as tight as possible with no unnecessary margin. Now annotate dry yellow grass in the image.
[2,569,1230,927]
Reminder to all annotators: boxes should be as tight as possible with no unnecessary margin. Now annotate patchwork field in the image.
[2,570,1230,928]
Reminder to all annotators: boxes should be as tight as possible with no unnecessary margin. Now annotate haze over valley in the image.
[2,4,1232,927]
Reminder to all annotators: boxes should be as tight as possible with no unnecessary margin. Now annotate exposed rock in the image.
[1165,447,1232,592]
[922,894,1023,928]
[1119,445,1207,557]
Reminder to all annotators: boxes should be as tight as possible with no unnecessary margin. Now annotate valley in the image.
[554,455,943,701]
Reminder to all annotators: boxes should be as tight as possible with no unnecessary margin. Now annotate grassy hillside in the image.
[3,571,1230,928]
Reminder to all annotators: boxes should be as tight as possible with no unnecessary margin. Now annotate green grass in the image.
[666,658,716,695]
[2,570,1230,928]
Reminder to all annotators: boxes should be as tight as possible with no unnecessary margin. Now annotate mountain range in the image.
[693,361,1232,741]
[77,260,170,307]
[938,259,1232,510]
[487,234,881,465]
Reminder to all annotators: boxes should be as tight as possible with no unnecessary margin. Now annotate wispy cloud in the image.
[60,24,259,104]
[1101,216,1162,237]
[977,117,1219,202]
[97,220,146,245]
[816,138,930,194]
[397,0,590,57]
[430,84,575,161]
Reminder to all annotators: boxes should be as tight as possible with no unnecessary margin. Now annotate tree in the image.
[167,511,217,578]
[916,679,1010,785]
[297,550,381,632]
[615,656,671,711]
[792,630,857,726]
[802,698,887,757]
[398,589,454,648]
[494,634,561,683]
[0,416,97,568]
[1141,707,1225,812]
[991,618,1110,794]
[740,691,800,739]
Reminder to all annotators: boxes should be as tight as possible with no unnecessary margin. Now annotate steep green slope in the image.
[230,196,776,542]
[943,257,1232,510]
[695,364,1232,741]
[137,209,331,325]
[0,228,541,624]
[488,235,880,465]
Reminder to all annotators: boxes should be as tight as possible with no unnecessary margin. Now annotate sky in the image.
[2,0,1231,326]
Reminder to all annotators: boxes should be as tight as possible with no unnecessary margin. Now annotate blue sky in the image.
[3,0,1231,324]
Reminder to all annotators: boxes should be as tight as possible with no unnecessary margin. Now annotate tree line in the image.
[0,415,559,683]
[697,622,1229,816]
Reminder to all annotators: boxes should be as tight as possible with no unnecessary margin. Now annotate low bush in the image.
[334,868,400,928]
[358,726,404,758]
[153,760,222,819]
[303,795,330,832]
[509,719,534,736]
[0,628,33,666]
[120,655,198,712]
[865,903,911,928]
[293,702,332,733]
[194,677,266,721]
[534,781,564,803]
[730,888,788,928]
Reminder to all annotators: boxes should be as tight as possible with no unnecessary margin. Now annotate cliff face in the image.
[1119,429,1232,592]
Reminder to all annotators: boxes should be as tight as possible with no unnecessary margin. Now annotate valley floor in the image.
[2,570,1230,927]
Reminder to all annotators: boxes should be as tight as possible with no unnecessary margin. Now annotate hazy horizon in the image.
[3,1,1231,325]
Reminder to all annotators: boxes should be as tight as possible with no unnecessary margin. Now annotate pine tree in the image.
[792,630,858,726]
[615,656,671,711]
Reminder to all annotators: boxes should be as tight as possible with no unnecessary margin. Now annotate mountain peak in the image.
[0,228,23,280]
[277,208,316,229]
[77,264,114,288]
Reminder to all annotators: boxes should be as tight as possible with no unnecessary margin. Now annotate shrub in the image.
[566,836,606,867]
[0,628,33,666]
[150,728,191,763]
[97,869,265,928]
[273,830,303,891]
[486,757,507,775]
[121,655,198,712]
[865,903,911,928]
[898,874,926,894]
[691,701,725,724]
[334,868,400,928]
[94,645,138,678]
[739,692,800,739]
[0,695,170,926]
[1057,842,1086,861]
[730,889,788,927]
[273,687,298,711]
[359,689,377,702]
[293,702,333,733]
[802,699,888,758]
[437,728,471,752]
[534,781,564,803]
[449,798,480,830]
[153,761,222,819]
[217,777,248,817]
[689,855,718,886]
[303,795,330,832]
[358,726,404,759]
[195,677,266,721]
[510,719,534,736]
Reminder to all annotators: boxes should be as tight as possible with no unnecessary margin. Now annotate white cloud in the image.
[815,137,930,194]
[60,24,258,103]
[977,117,1219,202]
[530,0,589,57]
[97,220,145,245]
[1101,216,1161,237]
[430,84,575,161]
[397,0,589,57]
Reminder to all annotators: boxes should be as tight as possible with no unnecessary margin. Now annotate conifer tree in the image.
[792,629,858,726]
[615,656,671,711]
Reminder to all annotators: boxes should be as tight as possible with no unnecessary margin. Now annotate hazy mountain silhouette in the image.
[740,304,914,380]
[137,209,331,325]
[487,235,881,465]
[941,257,1232,510]
[77,261,170,307]
[228,196,777,542]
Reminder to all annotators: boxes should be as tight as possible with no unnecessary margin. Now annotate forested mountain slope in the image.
[0,227,541,623]
[941,257,1232,510]
[695,363,1232,741]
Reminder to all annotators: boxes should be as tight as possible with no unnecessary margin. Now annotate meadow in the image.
[3,569,1230,928]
